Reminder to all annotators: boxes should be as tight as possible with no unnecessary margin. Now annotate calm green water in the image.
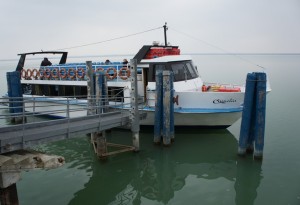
[1,54,300,205]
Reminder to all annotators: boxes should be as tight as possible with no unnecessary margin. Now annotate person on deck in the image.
[123,59,128,65]
[41,57,52,66]
[105,59,111,64]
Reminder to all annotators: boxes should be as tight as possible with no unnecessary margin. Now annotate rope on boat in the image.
[55,26,163,51]
[169,27,268,71]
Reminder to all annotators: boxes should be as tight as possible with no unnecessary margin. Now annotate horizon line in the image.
[1,52,300,62]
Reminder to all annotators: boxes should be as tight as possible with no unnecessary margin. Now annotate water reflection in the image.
[65,128,263,205]
[235,158,262,205]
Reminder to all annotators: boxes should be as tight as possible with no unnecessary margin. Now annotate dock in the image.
[0,59,145,205]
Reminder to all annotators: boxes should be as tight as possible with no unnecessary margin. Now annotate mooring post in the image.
[154,71,163,144]
[238,73,257,156]
[96,132,108,159]
[130,59,140,151]
[86,61,96,116]
[86,61,99,148]
[0,172,21,205]
[170,72,175,142]
[162,70,172,146]
[6,71,25,124]
[95,71,106,114]
[253,72,267,159]
[238,72,267,159]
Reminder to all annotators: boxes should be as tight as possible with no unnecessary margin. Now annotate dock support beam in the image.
[238,72,267,159]
[0,172,20,205]
[130,59,140,151]
[154,70,174,146]
[6,71,25,124]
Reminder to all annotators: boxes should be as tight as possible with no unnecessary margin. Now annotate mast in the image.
[163,22,168,46]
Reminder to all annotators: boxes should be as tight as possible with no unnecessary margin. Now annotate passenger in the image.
[105,59,111,64]
[123,59,128,65]
[41,57,52,66]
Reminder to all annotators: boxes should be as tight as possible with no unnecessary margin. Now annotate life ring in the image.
[202,85,207,92]
[26,69,32,78]
[44,68,51,79]
[76,68,85,79]
[32,68,39,79]
[21,69,27,79]
[68,68,76,79]
[59,68,67,79]
[105,67,117,80]
[118,67,131,80]
[96,67,104,73]
[51,68,59,78]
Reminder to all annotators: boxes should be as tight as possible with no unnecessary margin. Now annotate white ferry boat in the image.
[14,42,249,128]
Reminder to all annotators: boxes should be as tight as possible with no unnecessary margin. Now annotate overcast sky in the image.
[0,0,299,60]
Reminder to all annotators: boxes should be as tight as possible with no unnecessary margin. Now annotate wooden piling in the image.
[238,72,267,159]
[154,70,174,146]
[86,61,96,116]
[130,59,140,151]
[162,70,172,146]
[0,183,19,205]
[253,73,267,159]
[238,73,257,156]
[6,72,25,124]
[154,71,163,144]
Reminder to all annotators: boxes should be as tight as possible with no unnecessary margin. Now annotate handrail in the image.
[0,95,140,127]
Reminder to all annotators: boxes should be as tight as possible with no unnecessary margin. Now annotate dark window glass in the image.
[186,62,198,78]
[171,63,186,81]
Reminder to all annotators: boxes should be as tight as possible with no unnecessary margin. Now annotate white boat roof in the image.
[141,55,192,63]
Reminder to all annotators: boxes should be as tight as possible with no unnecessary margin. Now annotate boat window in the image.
[186,62,198,78]
[171,63,186,81]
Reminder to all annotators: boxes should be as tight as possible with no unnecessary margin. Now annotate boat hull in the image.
[139,109,242,128]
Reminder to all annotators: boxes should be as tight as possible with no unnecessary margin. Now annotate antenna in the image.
[163,22,168,46]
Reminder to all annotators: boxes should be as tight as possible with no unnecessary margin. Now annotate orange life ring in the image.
[202,85,207,92]
[26,69,32,78]
[68,68,76,79]
[105,67,117,80]
[118,67,131,80]
[76,68,85,79]
[59,68,67,79]
[21,69,27,79]
[32,68,39,79]
[51,68,59,78]
[96,67,104,73]
[44,68,51,79]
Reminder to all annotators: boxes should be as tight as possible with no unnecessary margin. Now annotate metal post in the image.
[253,73,267,159]
[163,22,168,46]
[130,59,140,151]
[238,73,256,156]
[154,71,163,144]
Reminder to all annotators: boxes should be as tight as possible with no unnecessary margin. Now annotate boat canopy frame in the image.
[16,51,68,71]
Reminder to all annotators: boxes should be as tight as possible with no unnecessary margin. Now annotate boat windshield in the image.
[149,60,198,82]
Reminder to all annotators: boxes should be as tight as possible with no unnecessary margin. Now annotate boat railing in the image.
[0,95,145,127]
[20,63,140,82]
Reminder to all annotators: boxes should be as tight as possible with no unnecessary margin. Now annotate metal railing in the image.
[0,95,145,127]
